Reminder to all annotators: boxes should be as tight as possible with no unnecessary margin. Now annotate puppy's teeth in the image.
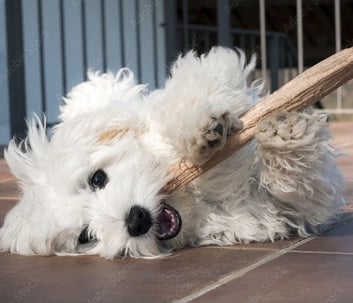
[157,203,182,240]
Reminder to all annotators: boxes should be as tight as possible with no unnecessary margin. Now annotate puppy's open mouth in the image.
[156,201,182,241]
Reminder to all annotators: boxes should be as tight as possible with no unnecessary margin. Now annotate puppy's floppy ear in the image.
[1,116,81,255]
[0,192,54,255]
[0,185,76,255]
[59,68,147,123]
[5,116,48,187]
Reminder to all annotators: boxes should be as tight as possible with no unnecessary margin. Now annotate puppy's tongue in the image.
[157,203,182,240]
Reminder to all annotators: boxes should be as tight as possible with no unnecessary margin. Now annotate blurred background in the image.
[1,0,353,145]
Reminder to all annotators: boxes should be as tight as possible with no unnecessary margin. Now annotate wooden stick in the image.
[163,47,353,194]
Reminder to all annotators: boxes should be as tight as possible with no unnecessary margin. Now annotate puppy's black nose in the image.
[127,206,153,237]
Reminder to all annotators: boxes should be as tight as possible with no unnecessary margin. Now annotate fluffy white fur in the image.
[0,47,345,259]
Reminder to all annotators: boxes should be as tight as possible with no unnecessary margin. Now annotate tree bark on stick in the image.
[163,47,353,194]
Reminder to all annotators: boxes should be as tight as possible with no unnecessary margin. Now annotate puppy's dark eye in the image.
[89,169,108,190]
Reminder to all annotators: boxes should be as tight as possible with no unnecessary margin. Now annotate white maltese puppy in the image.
[0,47,345,259]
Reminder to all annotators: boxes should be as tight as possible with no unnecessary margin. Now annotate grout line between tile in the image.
[209,246,300,252]
[173,236,314,303]
[209,246,280,251]
[291,250,353,256]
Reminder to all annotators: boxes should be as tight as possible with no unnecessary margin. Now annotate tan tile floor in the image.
[0,122,352,303]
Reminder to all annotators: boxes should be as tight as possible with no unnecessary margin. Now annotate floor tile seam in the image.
[291,250,353,256]
[207,246,292,252]
[210,246,279,252]
[173,236,314,303]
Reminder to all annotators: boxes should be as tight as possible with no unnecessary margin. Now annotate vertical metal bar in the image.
[6,0,27,137]
[335,0,341,53]
[119,0,125,67]
[164,0,177,68]
[259,0,267,79]
[59,0,67,94]
[182,0,189,49]
[135,0,141,82]
[335,0,342,109]
[296,0,304,74]
[81,0,87,79]
[101,0,107,72]
[269,35,279,92]
[38,0,46,115]
[217,0,231,47]
[152,0,158,87]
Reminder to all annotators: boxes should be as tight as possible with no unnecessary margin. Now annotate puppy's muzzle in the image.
[126,206,153,237]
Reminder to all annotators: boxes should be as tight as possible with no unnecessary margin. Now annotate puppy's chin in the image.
[78,235,163,259]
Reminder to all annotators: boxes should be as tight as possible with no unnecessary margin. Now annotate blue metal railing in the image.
[176,24,297,92]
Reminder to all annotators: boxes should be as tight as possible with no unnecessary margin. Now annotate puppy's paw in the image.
[187,114,243,165]
[255,111,329,149]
